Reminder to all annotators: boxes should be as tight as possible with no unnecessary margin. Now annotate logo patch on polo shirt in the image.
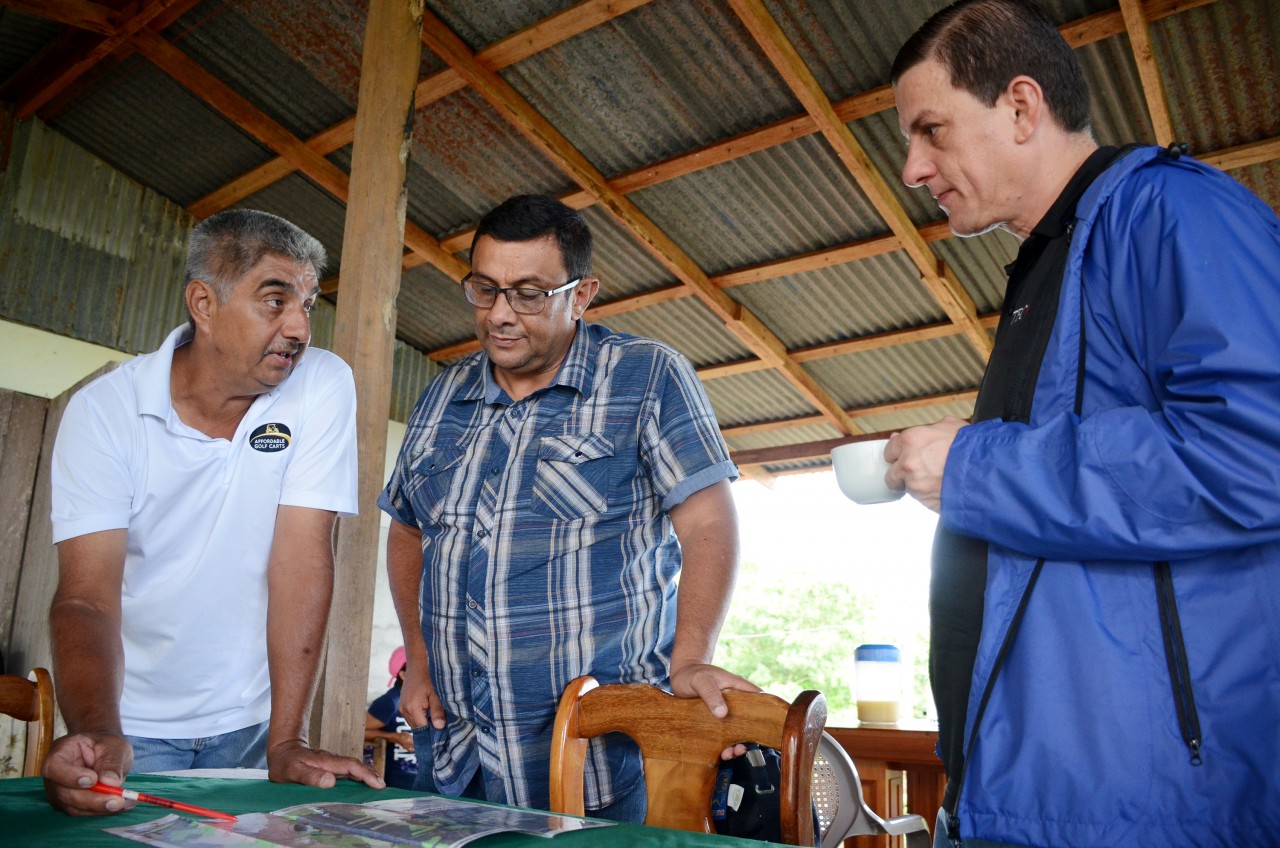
[249,422,292,452]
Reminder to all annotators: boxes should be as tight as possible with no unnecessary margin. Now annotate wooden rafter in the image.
[1,0,117,35]
[730,0,991,362]
[184,0,652,220]
[731,432,893,469]
[721,389,980,441]
[5,0,1263,468]
[1119,0,1176,146]
[126,29,467,281]
[12,0,181,118]
[418,6,863,436]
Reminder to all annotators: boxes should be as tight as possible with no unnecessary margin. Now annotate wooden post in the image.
[317,0,423,758]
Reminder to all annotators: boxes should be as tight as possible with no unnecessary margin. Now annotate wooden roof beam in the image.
[730,0,992,362]
[1119,0,1176,147]
[12,0,182,118]
[185,0,652,219]
[1,0,117,35]
[419,6,862,436]
[721,389,980,440]
[129,29,467,281]
[696,312,1000,382]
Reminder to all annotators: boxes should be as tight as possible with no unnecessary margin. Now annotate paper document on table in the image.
[106,796,612,848]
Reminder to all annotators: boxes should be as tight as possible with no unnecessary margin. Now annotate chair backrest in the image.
[811,731,932,848]
[0,668,55,777]
[549,675,827,846]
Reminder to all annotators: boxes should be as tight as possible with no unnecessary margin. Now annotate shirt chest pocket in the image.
[530,432,615,522]
[410,446,467,524]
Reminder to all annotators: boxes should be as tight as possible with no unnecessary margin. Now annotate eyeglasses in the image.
[460,273,582,315]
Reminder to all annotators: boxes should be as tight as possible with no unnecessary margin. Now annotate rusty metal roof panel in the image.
[406,87,579,235]
[1153,0,1280,153]
[493,0,803,177]
[1233,160,1280,215]
[220,0,375,111]
[166,2,356,141]
[701,368,814,428]
[805,335,986,409]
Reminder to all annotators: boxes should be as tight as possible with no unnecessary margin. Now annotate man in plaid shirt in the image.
[380,195,756,821]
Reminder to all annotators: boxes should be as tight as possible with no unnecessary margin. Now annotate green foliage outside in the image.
[716,560,932,726]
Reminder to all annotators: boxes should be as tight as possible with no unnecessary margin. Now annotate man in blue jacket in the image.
[884,1,1280,846]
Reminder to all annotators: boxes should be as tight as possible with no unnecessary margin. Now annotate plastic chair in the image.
[811,731,930,848]
[0,668,55,777]
[550,675,827,845]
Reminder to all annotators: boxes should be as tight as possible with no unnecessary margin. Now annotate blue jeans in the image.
[934,807,1030,848]
[409,724,437,793]
[127,720,269,773]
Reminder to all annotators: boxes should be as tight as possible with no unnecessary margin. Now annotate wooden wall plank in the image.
[0,390,48,663]
[9,364,117,728]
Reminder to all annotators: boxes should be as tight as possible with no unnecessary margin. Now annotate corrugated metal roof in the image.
[729,252,942,348]
[1,0,1277,470]
[50,57,274,207]
[805,336,987,408]
[0,7,61,84]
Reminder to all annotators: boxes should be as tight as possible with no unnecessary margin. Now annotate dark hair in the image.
[891,0,1092,134]
[185,209,326,303]
[471,195,592,281]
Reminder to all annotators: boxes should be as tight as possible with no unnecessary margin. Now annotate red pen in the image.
[91,781,238,822]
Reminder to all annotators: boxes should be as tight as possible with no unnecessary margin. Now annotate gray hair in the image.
[185,209,326,302]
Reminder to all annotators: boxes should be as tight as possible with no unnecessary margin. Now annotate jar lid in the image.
[855,643,900,662]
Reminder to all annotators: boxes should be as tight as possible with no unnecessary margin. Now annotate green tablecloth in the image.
[0,774,762,848]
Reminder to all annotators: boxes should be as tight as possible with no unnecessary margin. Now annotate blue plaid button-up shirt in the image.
[378,321,737,811]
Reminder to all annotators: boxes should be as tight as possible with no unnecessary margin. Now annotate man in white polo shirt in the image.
[43,209,383,816]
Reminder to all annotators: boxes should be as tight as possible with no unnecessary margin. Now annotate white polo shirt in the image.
[51,325,358,739]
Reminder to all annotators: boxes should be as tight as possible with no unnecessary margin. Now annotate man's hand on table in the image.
[43,731,135,816]
[670,661,763,760]
[267,739,385,789]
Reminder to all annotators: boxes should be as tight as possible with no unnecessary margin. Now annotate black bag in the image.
[711,744,820,845]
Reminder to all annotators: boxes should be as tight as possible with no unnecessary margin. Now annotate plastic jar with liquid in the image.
[854,643,901,725]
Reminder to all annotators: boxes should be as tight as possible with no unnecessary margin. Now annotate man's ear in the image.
[1005,75,1047,144]
[572,276,600,320]
[185,279,217,332]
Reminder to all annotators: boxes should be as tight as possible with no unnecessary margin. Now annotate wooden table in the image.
[828,722,945,848]
[0,774,777,848]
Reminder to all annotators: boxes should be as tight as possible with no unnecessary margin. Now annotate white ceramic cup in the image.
[831,439,905,505]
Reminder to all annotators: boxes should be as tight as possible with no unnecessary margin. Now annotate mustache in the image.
[265,343,304,356]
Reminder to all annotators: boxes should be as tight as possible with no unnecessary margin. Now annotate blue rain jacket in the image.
[940,146,1280,847]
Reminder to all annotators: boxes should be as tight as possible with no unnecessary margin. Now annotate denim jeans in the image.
[127,720,269,773]
[409,724,437,793]
[934,807,1030,848]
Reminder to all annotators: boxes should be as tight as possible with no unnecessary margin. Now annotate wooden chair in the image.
[550,675,827,845]
[0,667,55,777]
[811,731,930,848]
